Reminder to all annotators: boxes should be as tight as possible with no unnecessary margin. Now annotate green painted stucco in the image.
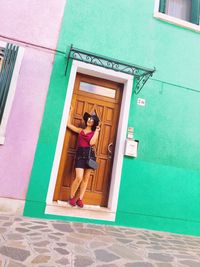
[24,0,200,236]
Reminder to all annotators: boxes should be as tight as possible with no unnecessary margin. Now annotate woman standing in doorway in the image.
[67,107,100,208]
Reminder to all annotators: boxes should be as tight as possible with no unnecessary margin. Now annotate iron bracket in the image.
[65,45,155,94]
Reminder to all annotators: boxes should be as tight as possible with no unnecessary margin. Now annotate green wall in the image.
[24,0,200,236]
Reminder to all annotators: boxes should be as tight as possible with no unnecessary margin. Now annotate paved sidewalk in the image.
[0,214,200,266]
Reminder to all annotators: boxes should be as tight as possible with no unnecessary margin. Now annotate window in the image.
[0,42,24,144]
[159,0,200,25]
[0,49,3,73]
[0,44,18,125]
[80,82,116,98]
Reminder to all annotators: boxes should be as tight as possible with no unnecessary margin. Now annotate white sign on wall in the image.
[137,98,145,106]
[124,139,138,157]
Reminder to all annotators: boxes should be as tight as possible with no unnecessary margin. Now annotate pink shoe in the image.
[76,198,84,208]
[69,197,76,206]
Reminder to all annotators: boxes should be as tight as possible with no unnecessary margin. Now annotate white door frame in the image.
[46,60,133,214]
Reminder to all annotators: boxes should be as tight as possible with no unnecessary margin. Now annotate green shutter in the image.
[159,0,166,13]
[191,0,200,24]
[0,44,18,125]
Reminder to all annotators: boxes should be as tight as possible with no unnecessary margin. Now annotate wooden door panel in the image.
[87,102,95,113]
[68,134,77,150]
[62,153,75,187]
[99,124,112,155]
[86,174,93,191]
[105,107,114,122]
[75,99,85,115]
[95,105,104,120]
[95,159,107,192]
[78,94,116,107]
[54,73,123,207]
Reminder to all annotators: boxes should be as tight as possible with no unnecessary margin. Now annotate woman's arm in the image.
[90,125,101,146]
[67,108,82,134]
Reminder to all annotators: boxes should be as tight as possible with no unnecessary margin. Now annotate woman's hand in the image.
[90,124,101,146]
[67,105,81,133]
[95,121,101,132]
[95,125,101,132]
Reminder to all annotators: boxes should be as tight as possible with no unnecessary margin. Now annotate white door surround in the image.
[46,59,133,221]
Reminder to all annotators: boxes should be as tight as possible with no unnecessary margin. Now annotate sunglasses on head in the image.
[87,117,94,121]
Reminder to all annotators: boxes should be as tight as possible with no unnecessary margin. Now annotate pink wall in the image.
[0,0,66,49]
[0,0,66,199]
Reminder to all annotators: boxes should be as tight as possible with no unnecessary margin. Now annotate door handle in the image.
[108,142,113,159]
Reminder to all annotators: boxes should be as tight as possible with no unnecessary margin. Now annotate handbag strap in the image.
[88,146,91,158]
[88,146,96,158]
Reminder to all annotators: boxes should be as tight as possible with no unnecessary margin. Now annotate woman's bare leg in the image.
[79,169,92,200]
[70,168,84,198]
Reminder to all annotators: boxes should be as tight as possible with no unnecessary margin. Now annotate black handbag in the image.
[87,147,98,170]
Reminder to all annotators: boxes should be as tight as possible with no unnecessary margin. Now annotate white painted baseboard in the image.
[0,197,25,215]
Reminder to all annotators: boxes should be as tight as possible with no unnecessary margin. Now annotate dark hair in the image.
[83,112,100,131]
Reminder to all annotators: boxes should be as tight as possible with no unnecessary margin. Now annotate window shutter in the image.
[191,0,200,24]
[0,44,18,125]
[159,0,166,13]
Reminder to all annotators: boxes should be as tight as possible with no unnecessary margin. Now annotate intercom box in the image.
[124,139,139,157]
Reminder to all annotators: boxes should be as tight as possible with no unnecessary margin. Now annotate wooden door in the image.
[54,73,123,207]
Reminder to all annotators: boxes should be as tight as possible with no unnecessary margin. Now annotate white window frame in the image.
[154,0,200,32]
[45,60,134,221]
[0,41,24,145]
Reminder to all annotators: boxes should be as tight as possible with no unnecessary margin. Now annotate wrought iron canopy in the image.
[65,45,155,94]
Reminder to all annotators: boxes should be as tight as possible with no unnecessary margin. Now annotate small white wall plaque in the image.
[128,127,134,133]
[128,132,134,139]
[124,139,138,157]
[137,98,145,106]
